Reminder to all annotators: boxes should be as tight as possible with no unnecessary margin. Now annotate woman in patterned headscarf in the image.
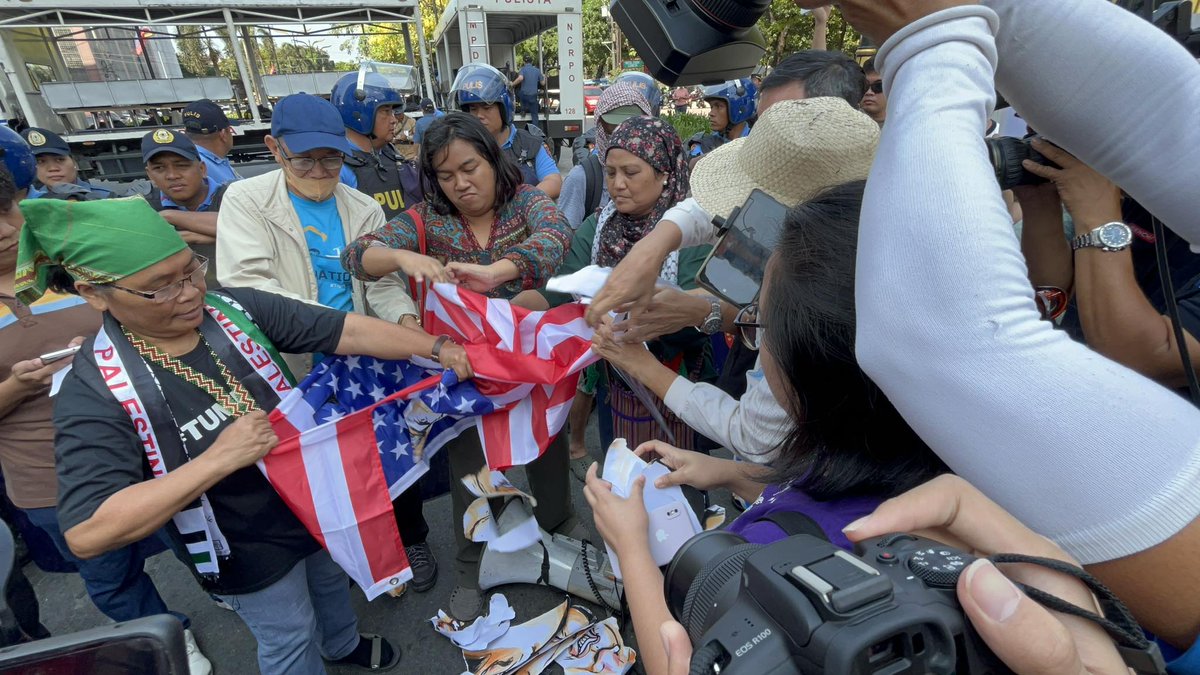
[527,116,715,468]
[557,84,654,230]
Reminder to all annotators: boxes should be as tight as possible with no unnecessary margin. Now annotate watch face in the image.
[1098,223,1132,249]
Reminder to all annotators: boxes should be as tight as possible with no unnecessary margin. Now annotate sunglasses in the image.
[865,81,884,95]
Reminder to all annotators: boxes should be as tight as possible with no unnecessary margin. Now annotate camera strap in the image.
[1150,215,1200,405]
[990,553,1167,674]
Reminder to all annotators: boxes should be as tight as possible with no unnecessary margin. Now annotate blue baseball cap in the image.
[182,99,235,134]
[271,94,357,156]
[21,128,71,157]
[141,128,200,163]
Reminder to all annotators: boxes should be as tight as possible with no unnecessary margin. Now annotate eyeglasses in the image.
[105,256,208,304]
[277,143,345,175]
[865,81,884,95]
[733,302,762,351]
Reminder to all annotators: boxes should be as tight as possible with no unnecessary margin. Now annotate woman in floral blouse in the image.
[341,112,578,622]
[341,112,570,298]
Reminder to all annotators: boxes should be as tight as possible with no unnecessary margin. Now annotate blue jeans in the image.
[214,550,360,675]
[24,507,188,628]
[520,93,541,128]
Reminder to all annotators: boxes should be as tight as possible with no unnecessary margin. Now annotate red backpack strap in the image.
[405,208,428,320]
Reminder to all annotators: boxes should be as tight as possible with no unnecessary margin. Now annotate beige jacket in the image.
[216,169,418,375]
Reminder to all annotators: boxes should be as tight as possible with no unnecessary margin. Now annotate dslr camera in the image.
[986,135,1054,191]
[665,530,1011,674]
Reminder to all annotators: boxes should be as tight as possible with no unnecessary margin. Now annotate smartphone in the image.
[39,344,81,364]
[696,189,790,307]
[646,500,702,565]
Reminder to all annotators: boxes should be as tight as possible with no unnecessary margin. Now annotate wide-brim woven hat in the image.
[691,97,880,219]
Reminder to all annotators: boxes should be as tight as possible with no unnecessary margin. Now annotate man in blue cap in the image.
[216,94,439,595]
[182,100,242,186]
[20,128,114,200]
[141,129,227,285]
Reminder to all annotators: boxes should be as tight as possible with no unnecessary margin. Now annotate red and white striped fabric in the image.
[423,282,600,470]
[265,376,440,600]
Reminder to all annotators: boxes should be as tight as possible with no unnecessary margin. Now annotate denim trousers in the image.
[520,94,541,127]
[214,549,360,675]
[23,507,188,628]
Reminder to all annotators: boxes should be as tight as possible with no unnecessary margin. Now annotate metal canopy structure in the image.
[0,1,419,29]
[0,0,436,129]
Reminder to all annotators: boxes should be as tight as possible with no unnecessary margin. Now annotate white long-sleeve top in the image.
[856,1,1200,565]
[663,357,790,464]
[663,198,719,249]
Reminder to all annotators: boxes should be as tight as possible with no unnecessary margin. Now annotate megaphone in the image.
[477,499,622,610]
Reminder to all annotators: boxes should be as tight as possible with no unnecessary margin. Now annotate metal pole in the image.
[136,28,157,79]
[223,8,261,125]
[402,22,415,70]
[413,2,437,103]
[239,26,267,110]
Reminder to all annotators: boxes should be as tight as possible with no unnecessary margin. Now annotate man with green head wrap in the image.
[25,197,474,674]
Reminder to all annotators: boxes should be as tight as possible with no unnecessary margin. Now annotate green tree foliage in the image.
[334,0,444,71]
[758,2,860,65]
[176,27,222,77]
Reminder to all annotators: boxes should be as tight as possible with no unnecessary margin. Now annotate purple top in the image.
[725,483,883,551]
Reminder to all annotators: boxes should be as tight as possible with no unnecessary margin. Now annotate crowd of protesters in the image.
[3,1,1200,673]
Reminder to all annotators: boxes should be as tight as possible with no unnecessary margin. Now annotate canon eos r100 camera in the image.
[665,531,1012,674]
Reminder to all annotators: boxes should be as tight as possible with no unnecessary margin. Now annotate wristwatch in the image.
[695,297,723,335]
[1072,222,1133,252]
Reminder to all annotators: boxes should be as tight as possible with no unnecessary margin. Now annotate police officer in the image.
[19,128,114,200]
[449,63,561,199]
[140,129,226,285]
[331,71,423,219]
[612,71,663,117]
[688,78,758,161]
[182,100,243,186]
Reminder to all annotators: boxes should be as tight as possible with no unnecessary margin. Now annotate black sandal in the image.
[332,633,401,671]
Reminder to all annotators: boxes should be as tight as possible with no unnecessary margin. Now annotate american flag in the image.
[424,282,599,469]
[263,284,599,598]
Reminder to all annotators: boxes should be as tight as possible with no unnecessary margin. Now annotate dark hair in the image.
[761,181,948,501]
[761,50,867,108]
[523,54,532,64]
[0,165,15,213]
[863,56,879,75]
[417,112,522,216]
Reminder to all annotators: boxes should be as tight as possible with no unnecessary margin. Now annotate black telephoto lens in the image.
[664,530,760,643]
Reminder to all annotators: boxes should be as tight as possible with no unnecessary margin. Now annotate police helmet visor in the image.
[451,64,511,107]
[356,61,417,97]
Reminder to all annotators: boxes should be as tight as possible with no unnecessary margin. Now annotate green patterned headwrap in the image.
[15,196,188,304]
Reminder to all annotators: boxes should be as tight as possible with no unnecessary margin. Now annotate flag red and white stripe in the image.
[265,376,441,600]
[423,283,599,469]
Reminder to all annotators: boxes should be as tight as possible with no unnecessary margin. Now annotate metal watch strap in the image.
[1073,222,1130,252]
[431,335,451,362]
[696,297,722,334]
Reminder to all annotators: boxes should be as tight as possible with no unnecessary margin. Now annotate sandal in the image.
[331,633,401,671]
[569,455,592,482]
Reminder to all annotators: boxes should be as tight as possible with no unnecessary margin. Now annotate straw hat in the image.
[691,97,880,219]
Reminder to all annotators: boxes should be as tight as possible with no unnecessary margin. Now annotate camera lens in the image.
[683,0,771,31]
[664,530,760,643]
